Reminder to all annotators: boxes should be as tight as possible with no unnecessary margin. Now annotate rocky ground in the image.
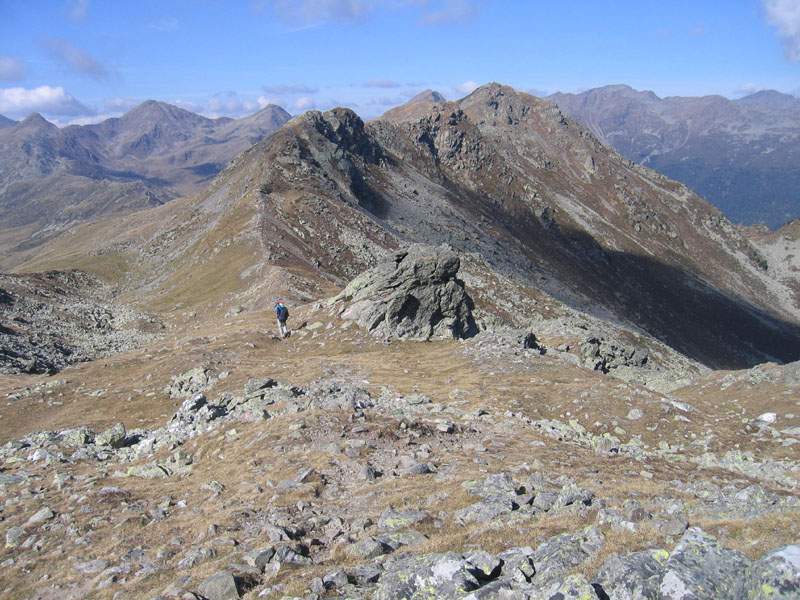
[0,270,164,375]
[1,251,799,599]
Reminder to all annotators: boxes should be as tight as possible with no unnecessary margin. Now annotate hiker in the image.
[275,301,289,338]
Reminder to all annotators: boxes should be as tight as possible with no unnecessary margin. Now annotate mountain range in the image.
[2,83,800,599]
[14,83,800,373]
[0,101,290,267]
[548,85,800,229]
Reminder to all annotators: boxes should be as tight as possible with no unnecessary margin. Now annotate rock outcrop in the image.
[330,244,477,340]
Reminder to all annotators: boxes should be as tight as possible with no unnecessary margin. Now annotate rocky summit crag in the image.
[1,83,800,599]
[329,244,477,340]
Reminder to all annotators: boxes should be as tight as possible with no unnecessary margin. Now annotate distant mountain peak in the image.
[123,99,200,123]
[407,89,446,104]
[17,113,57,131]
[736,89,799,109]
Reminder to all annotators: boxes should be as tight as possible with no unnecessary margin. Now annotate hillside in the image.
[548,85,800,229]
[0,102,290,269]
[2,83,800,599]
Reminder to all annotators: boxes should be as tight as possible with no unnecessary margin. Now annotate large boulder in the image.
[331,244,477,340]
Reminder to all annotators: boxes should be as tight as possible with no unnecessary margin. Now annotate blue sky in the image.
[1,0,798,125]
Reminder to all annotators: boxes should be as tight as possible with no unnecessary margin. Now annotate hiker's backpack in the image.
[278,305,289,321]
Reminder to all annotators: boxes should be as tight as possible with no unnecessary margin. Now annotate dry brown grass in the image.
[2,301,800,599]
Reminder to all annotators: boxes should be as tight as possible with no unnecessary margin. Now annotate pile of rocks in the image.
[0,271,163,374]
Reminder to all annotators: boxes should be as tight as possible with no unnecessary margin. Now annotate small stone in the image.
[74,559,110,574]
[26,507,55,526]
[197,569,240,600]
[5,526,25,548]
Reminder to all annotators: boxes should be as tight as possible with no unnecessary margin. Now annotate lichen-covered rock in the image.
[95,422,126,448]
[532,526,604,584]
[58,426,94,447]
[331,244,477,340]
[377,507,430,531]
[592,549,669,599]
[659,527,751,599]
[531,572,597,599]
[165,367,212,398]
[738,545,800,599]
[373,552,481,599]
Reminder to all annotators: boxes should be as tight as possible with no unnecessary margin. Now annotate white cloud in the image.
[145,18,179,32]
[103,97,140,112]
[173,99,205,113]
[365,78,401,88]
[521,86,549,97]
[262,83,319,94]
[416,0,479,25]
[763,0,800,61]
[259,0,482,25]
[734,83,765,97]
[0,55,29,81]
[68,0,89,20]
[454,80,479,95]
[265,0,376,23]
[44,38,111,80]
[0,86,94,117]
[207,91,262,117]
[292,96,316,112]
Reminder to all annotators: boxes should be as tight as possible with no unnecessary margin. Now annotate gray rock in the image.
[166,367,212,399]
[454,497,518,525]
[738,545,800,599]
[5,526,25,548]
[378,507,430,531]
[349,561,383,585]
[373,552,480,600]
[592,549,669,600]
[243,547,275,571]
[95,422,126,448]
[74,558,110,574]
[497,547,536,583]
[531,573,597,599]
[322,568,350,589]
[26,506,55,526]
[659,527,751,599]
[331,244,477,340]
[59,426,95,446]
[197,570,240,600]
[654,514,689,537]
[532,526,604,584]
[347,537,393,560]
[555,479,594,508]
[465,550,503,580]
